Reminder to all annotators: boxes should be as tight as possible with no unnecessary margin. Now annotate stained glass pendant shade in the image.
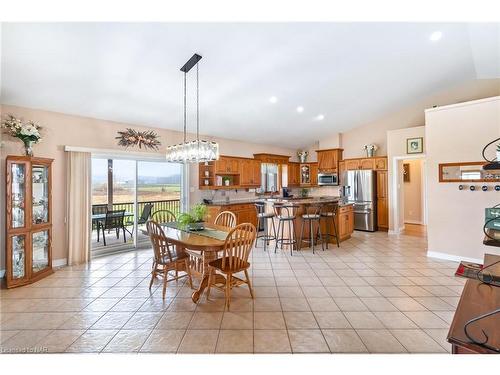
[165,53,219,163]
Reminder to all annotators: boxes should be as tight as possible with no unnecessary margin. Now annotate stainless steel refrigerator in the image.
[343,170,377,231]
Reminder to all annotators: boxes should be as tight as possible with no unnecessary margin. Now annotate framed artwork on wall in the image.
[407,137,423,154]
[403,163,410,182]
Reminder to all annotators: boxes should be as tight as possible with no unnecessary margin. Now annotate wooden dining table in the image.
[142,222,230,303]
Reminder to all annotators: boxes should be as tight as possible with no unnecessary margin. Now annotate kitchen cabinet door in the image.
[377,171,388,198]
[360,158,375,170]
[338,161,345,185]
[239,159,252,185]
[310,163,318,185]
[215,158,228,174]
[375,157,387,170]
[345,159,360,170]
[252,160,262,186]
[377,198,388,228]
[228,158,240,173]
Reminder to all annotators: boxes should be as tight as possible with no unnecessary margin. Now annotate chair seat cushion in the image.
[209,257,250,273]
[156,252,189,265]
[321,212,336,217]
[302,214,320,219]
[257,213,275,219]
[278,216,295,221]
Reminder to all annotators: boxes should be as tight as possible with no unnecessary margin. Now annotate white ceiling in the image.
[1,22,499,149]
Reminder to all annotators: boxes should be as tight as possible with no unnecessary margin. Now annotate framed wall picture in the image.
[407,137,423,154]
[403,163,410,182]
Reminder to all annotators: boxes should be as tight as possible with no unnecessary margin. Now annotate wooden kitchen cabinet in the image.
[316,149,343,172]
[310,163,318,186]
[206,203,257,228]
[338,161,345,185]
[240,158,261,187]
[345,159,360,170]
[376,170,388,230]
[288,162,300,187]
[215,156,239,174]
[252,159,262,186]
[360,158,375,170]
[374,157,387,170]
[337,205,354,241]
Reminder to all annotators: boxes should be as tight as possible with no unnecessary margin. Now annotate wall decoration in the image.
[116,128,161,150]
[406,137,423,154]
[403,163,410,182]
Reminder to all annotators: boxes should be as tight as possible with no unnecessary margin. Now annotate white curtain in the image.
[66,151,91,265]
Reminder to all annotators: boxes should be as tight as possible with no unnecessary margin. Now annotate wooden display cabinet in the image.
[5,156,54,288]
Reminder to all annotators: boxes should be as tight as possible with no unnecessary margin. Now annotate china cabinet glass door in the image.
[11,163,27,228]
[32,164,49,225]
[32,230,50,273]
[11,234,26,279]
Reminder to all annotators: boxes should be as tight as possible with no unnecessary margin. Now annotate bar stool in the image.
[273,203,298,256]
[299,203,325,254]
[320,202,340,248]
[254,201,277,252]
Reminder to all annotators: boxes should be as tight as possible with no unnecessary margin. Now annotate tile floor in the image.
[0,230,463,354]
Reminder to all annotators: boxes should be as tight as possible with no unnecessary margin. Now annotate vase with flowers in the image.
[297,150,309,163]
[2,114,42,156]
[363,144,378,158]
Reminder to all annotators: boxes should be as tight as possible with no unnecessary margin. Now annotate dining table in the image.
[142,222,230,303]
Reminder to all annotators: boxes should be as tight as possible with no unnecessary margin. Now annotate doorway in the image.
[393,155,427,237]
[90,156,183,257]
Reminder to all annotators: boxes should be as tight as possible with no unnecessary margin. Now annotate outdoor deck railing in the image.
[92,198,181,219]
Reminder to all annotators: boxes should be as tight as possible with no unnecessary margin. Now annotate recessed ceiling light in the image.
[430,31,442,42]
[315,114,325,121]
[296,106,304,113]
[269,96,278,103]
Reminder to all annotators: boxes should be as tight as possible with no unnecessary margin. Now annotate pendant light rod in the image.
[183,71,187,143]
[196,62,199,142]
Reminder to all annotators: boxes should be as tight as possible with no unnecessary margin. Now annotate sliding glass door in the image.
[91,157,183,257]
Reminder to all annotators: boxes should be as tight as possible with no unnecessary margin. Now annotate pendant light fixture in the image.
[165,53,219,163]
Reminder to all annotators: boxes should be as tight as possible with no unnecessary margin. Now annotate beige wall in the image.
[0,105,297,270]
[339,79,500,159]
[403,158,424,224]
[387,126,426,231]
[426,96,500,262]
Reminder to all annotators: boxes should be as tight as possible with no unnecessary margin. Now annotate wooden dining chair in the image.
[151,209,177,224]
[146,220,193,299]
[206,223,257,310]
[214,210,237,228]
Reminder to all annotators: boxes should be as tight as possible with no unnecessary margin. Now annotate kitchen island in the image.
[205,196,354,249]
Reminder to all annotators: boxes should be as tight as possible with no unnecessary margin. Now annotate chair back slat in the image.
[92,204,108,215]
[221,223,256,270]
[151,209,177,224]
[146,220,175,263]
[139,203,154,223]
[104,209,125,229]
[214,211,237,228]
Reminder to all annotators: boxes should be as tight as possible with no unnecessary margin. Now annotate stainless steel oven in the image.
[318,173,339,186]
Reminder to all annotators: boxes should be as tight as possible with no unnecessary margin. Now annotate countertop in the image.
[206,196,351,206]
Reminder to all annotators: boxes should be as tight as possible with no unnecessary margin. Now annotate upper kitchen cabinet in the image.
[344,156,387,171]
[316,149,343,172]
[374,157,387,170]
[215,156,240,174]
[288,162,300,187]
[240,158,261,187]
[253,153,290,165]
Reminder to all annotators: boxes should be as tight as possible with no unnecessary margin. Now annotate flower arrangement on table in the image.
[177,203,208,231]
[1,114,42,156]
[363,144,378,157]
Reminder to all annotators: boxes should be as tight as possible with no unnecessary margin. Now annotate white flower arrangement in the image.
[297,150,309,162]
[363,144,378,157]
[2,114,42,143]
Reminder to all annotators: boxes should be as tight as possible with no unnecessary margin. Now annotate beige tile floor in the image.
[0,230,463,354]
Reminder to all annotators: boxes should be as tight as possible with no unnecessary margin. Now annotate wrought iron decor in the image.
[464,307,500,352]
[116,128,161,150]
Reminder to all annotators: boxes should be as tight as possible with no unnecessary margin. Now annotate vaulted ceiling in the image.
[1,22,499,148]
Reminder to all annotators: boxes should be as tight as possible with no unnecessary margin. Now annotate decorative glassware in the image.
[32,231,49,273]
[12,235,25,279]
[32,165,49,224]
[11,163,26,228]
[166,140,219,163]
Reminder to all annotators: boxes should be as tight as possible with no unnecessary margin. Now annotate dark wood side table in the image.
[447,254,500,354]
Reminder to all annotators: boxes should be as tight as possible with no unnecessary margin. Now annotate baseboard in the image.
[388,226,405,235]
[404,220,424,225]
[427,251,483,264]
[53,258,68,268]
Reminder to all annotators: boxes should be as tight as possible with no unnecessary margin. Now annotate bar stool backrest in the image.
[273,203,297,219]
[254,201,266,215]
[321,202,339,216]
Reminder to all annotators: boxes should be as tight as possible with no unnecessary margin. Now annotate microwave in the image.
[318,173,339,186]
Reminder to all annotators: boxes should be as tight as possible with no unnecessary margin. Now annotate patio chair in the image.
[125,203,153,237]
[97,209,126,246]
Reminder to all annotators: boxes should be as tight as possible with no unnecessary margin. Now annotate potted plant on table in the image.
[1,114,42,156]
[178,203,208,231]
